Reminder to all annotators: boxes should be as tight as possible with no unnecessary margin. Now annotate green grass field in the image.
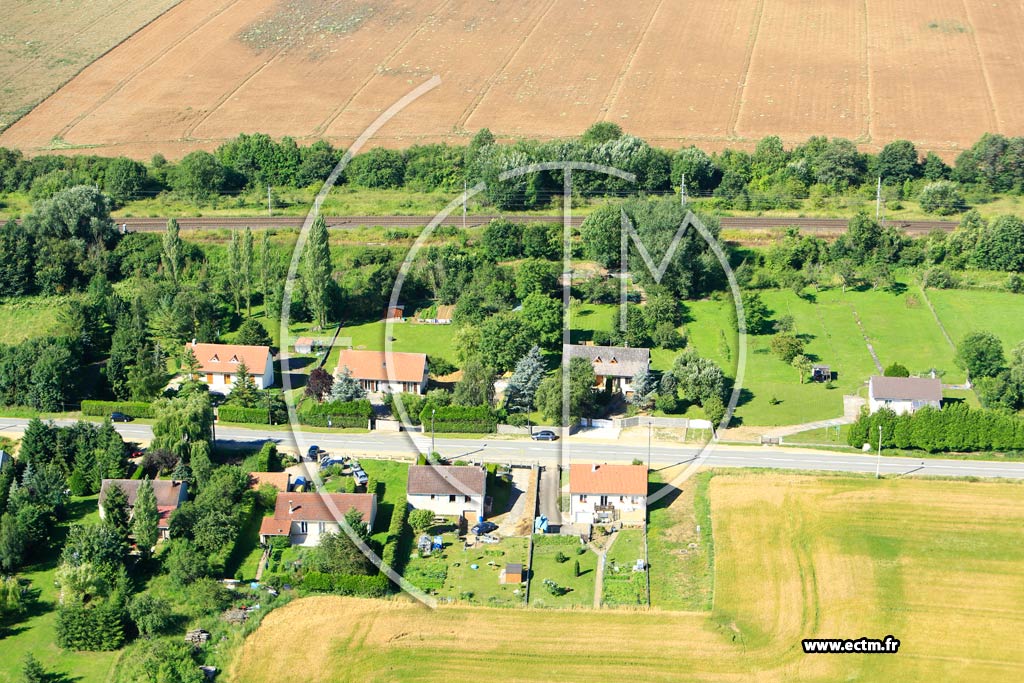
[0,496,120,683]
[231,473,1024,682]
[324,320,459,370]
[528,535,597,608]
[646,470,714,611]
[926,288,1024,352]
[0,296,65,345]
[602,529,647,606]
[403,534,529,607]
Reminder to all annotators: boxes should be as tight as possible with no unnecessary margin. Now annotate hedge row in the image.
[381,501,410,579]
[218,405,272,424]
[210,494,258,576]
[304,399,373,417]
[419,405,497,434]
[301,571,389,597]
[81,400,154,419]
[848,403,1024,453]
[298,414,369,429]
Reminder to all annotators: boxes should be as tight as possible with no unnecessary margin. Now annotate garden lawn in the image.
[602,529,647,606]
[325,320,459,370]
[0,295,65,345]
[403,534,528,607]
[926,288,1024,352]
[646,470,713,611]
[0,496,119,683]
[360,460,409,545]
[528,535,597,608]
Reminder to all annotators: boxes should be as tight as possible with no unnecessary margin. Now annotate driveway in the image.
[538,465,562,529]
[495,468,530,537]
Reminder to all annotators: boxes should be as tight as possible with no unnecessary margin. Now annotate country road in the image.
[107,214,957,235]
[2,418,1021,480]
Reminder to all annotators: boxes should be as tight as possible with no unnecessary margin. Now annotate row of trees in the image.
[848,403,1024,453]
[8,128,1024,211]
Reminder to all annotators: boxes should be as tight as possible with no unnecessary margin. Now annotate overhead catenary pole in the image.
[268,185,272,217]
[875,176,882,223]
[463,179,467,230]
[680,172,688,208]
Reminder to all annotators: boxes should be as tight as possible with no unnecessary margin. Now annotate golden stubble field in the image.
[229,473,1024,683]
[0,0,181,134]
[3,0,1024,160]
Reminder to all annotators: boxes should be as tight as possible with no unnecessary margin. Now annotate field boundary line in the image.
[453,0,559,130]
[917,285,956,351]
[727,0,765,138]
[958,0,1002,132]
[846,302,883,372]
[58,0,243,140]
[598,0,665,119]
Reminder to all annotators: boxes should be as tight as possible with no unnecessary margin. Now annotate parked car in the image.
[208,391,226,407]
[531,430,557,441]
[110,412,133,423]
[351,465,369,486]
[471,521,498,535]
[306,445,322,460]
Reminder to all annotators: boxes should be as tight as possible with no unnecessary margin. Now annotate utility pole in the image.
[431,408,436,461]
[268,185,272,217]
[875,424,882,479]
[680,172,688,208]
[647,419,653,470]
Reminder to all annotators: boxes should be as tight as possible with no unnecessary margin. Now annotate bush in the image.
[218,405,271,424]
[847,404,1024,453]
[919,181,967,215]
[301,571,389,597]
[299,399,373,428]
[418,405,496,433]
[81,400,154,419]
[922,266,958,289]
[554,551,569,563]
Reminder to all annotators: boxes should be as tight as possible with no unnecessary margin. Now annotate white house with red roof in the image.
[185,341,274,394]
[336,349,429,395]
[259,492,377,546]
[568,463,648,525]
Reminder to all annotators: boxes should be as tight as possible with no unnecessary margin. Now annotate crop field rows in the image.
[7,0,1024,158]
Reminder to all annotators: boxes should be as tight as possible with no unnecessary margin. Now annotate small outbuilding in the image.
[500,563,524,584]
[384,305,406,320]
[811,364,831,382]
[294,337,314,354]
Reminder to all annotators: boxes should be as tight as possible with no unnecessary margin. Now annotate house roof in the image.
[336,349,428,383]
[259,516,291,537]
[187,342,270,375]
[567,345,650,378]
[569,464,648,495]
[271,492,375,523]
[157,506,175,529]
[505,563,523,573]
[869,376,942,402]
[100,479,186,509]
[406,465,487,496]
[248,472,291,491]
[294,337,314,347]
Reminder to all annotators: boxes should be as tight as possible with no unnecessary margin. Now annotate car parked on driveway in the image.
[351,463,369,486]
[471,521,498,535]
[306,445,322,461]
[531,430,557,441]
[110,412,133,423]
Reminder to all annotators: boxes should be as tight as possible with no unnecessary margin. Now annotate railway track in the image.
[112,214,958,234]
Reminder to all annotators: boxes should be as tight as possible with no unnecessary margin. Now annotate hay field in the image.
[4,0,1024,159]
[0,0,180,134]
[230,474,1024,683]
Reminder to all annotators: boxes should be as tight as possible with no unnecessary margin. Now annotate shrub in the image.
[418,405,496,434]
[919,181,967,215]
[554,551,569,563]
[299,399,373,428]
[922,266,957,289]
[81,400,154,419]
[218,405,271,424]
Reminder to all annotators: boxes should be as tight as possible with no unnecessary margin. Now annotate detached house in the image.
[336,349,429,395]
[406,465,488,522]
[99,479,188,540]
[569,464,647,525]
[259,492,376,546]
[185,341,274,394]
[567,345,650,395]
[868,376,942,415]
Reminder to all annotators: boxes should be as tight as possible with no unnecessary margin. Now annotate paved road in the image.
[108,214,957,235]
[2,418,1022,480]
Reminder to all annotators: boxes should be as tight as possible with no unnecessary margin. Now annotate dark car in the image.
[471,521,498,535]
[306,445,322,460]
[208,391,226,407]
[531,430,557,441]
[110,412,133,423]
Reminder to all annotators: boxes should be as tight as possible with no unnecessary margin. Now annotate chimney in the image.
[591,463,598,472]
[288,500,295,514]
[192,338,197,346]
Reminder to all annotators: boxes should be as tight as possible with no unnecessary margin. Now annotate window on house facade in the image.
[299,521,308,534]
[464,495,471,503]
[318,522,325,533]
[449,494,456,503]
[580,494,587,503]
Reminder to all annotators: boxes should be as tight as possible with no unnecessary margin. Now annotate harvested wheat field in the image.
[4,0,1024,159]
[0,0,181,133]
[231,473,1024,683]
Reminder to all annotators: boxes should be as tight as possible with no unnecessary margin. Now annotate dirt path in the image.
[593,531,621,608]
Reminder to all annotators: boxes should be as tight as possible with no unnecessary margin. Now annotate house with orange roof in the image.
[185,341,274,394]
[258,492,377,546]
[568,463,648,525]
[335,349,429,395]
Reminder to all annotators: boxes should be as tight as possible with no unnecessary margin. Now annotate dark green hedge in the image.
[418,405,496,434]
[218,405,272,424]
[301,572,388,597]
[848,404,1024,453]
[81,400,154,419]
[299,399,373,428]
